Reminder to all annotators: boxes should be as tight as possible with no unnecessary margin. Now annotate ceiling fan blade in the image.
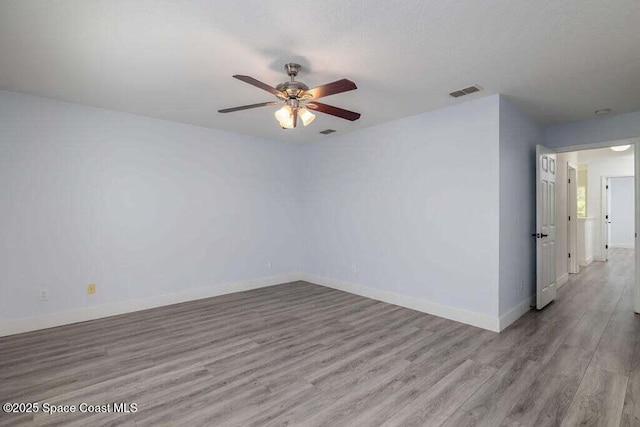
[304,79,357,99]
[306,102,361,121]
[218,101,279,113]
[293,109,298,128]
[233,75,286,98]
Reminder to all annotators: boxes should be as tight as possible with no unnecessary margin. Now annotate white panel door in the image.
[536,145,557,309]
[609,177,635,248]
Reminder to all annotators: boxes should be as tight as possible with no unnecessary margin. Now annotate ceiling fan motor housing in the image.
[277,64,309,99]
[276,81,309,99]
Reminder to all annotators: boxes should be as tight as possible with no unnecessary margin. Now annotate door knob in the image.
[540,233,549,237]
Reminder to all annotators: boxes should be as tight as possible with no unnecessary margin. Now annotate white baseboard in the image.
[0,273,303,337]
[610,243,635,249]
[499,296,535,332]
[301,273,500,332]
[557,273,569,289]
[579,256,594,267]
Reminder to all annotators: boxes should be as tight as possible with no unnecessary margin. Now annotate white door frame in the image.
[555,138,639,314]
[568,163,579,273]
[602,175,635,257]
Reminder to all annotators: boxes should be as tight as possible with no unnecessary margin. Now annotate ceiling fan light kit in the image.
[274,104,315,128]
[219,63,360,130]
[610,145,631,152]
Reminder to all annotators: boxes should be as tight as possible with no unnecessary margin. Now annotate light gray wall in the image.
[544,110,640,148]
[609,176,635,248]
[0,91,302,321]
[301,95,501,318]
[498,97,542,317]
[16,87,635,330]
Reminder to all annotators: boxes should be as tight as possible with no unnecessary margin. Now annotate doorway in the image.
[536,139,638,313]
[605,176,635,254]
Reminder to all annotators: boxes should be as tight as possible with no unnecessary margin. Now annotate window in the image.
[577,186,587,218]
[577,167,588,218]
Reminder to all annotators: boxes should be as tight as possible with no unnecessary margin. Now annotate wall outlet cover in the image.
[87,283,96,295]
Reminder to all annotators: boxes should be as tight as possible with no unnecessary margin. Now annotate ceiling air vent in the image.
[319,129,337,135]
[449,85,482,98]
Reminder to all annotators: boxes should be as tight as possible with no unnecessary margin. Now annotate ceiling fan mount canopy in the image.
[284,62,301,78]
[218,62,361,129]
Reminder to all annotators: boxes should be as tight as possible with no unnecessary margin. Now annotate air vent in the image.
[449,85,482,98]
[319,129,336,135]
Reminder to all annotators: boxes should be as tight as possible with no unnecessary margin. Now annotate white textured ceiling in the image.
[1,0,639,142]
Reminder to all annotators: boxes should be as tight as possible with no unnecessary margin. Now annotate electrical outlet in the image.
[520,280,525,291]
[352,264,358,275]
[39,289,48,301]
[267,261,272,269]
[87,283,96,295]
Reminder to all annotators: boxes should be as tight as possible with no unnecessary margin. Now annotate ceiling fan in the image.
[218,63,360,129]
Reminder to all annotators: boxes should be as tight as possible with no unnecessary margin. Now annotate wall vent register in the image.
[449,85,482,98]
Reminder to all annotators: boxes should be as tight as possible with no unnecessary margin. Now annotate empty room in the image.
[1,1,640,426]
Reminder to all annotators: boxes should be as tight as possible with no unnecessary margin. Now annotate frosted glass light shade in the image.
[611,145,631,152]
[279,116,294,129]
[298,108,316,126]
[275,105,295,128]
[275,105,291,123]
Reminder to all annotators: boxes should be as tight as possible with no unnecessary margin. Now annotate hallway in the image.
[498,247,638,426]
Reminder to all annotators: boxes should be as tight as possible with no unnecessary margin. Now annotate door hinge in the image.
[606,214,609,219]
[568,253,571,258]
[568,178,571,184]
[606,185,609,189]
[568,215,571,221]
[606,244,609,249]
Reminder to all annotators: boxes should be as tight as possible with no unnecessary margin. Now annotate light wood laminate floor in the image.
[0,249,637,426]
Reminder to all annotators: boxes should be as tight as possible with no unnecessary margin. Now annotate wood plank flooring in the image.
[0,248,636,426]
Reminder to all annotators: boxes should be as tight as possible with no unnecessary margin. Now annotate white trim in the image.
[499,296,535,332]
[636,144,640,313]
[0,273,303,337]
[301,273,500,332]
[579,256,594,267]
[567,163,579,274]
[556,273,569,289]
[610,243,635,249]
